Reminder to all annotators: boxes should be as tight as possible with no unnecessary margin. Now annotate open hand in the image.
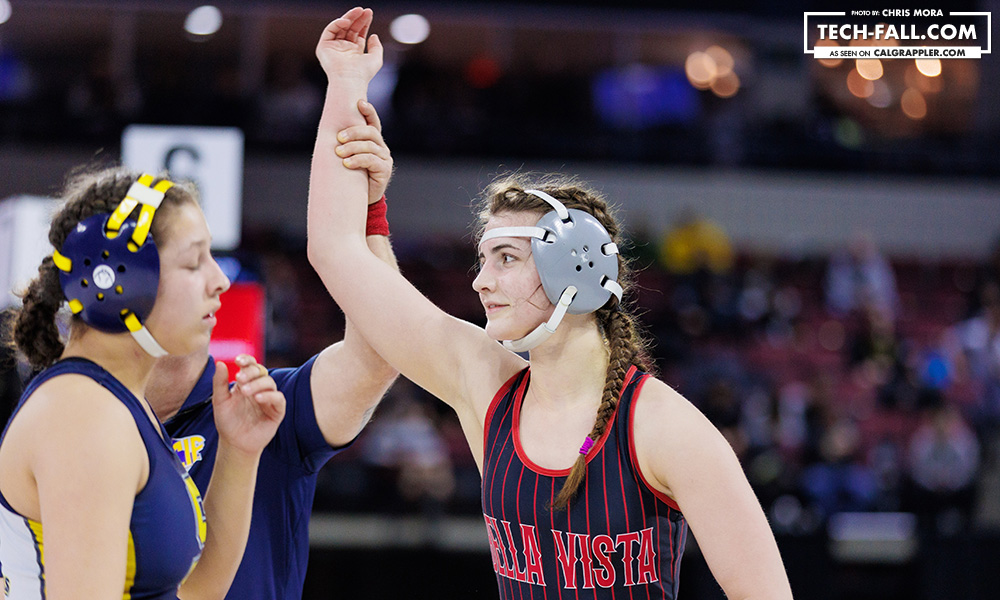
[315,7,383,82]
[211,355,285,457]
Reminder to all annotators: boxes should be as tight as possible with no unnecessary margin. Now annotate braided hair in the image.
[477,173,655,510]
[6,165,197,370]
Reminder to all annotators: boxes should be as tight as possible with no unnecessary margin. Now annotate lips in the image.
[204,304,221,321]
[483,301,508,315]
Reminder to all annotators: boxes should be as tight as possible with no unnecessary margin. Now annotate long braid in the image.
[550,307,649,509]
[11,256,66,369]
[5,167,195,370]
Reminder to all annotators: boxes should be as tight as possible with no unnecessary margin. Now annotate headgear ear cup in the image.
[531,207,621,314]
[478,188,622,352]
[52,174,174,357]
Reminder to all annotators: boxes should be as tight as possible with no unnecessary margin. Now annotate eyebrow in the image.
[477,241,523,260]
[175,238,211,255]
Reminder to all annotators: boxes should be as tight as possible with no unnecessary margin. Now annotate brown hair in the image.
[477,173,654,510]
[6,166,197,370]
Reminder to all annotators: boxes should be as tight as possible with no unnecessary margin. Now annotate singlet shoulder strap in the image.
[3,357,166,447]
[483,367,530,457]
[616,366,682,511]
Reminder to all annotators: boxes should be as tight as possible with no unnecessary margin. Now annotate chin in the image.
[483,321,512,342]
[486,321,534,344]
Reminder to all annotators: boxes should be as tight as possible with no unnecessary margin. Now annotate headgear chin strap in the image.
[480,188,622,352]
[53,174,174,358]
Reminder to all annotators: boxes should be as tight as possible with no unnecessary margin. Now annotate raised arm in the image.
[633,379,794,600]
[179,355,285,600]
[305,9,522,438]
[311,99,399,446]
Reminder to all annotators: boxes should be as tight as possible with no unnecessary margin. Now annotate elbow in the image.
[307,238,342,280]
[306,239,328,272]
[380,362,401,387]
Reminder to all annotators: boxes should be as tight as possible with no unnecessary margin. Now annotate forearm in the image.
[308,78,370,266]
[178,443,261,600]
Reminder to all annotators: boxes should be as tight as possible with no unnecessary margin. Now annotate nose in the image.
[208,256,231,296]
[472,262,495,294]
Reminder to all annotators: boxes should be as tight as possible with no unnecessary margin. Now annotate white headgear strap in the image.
[502,286,577,353]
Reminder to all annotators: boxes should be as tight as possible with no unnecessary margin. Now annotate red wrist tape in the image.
[366,195,389,236]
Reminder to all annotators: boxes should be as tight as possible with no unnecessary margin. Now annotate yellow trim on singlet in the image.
[26,518,45,590]
[123,530,136,599]
[183,475,207,546]
[22,517,140,599]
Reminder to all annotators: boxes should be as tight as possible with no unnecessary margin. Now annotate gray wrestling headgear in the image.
[479,189,622,352]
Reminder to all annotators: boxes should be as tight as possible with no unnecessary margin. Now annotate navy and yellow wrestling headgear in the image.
[479,189,622,352]
[51,174,175,357]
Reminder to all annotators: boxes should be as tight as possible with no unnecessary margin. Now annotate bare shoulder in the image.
[632,377,710,435]
[25,374,136,427]
[631,376,735,497]
[1,374,146,519]
[13,374,146,465]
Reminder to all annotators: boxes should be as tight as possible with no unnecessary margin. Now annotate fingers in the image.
[252,390,287,422]
[349,8,373,42]
[366,33,384,64]
[341,154,387,171]
[357,99,382,131]
[323,7,365,39]
[234,354,277,398]
[338,124,385,149]
[336,139,389,161]
[212,360,230,398]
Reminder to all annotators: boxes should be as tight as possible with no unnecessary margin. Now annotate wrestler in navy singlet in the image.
[482,365,687,600]
[0,358,206,600]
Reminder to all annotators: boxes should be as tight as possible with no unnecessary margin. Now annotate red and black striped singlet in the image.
[482,365,687,600]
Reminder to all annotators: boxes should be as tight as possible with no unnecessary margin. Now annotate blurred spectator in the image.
[256,52,323,143]
[848,303,904,388]
[360,381,455,513]
[0,311,24,429]
[800,414,878,518]
[0,49,37,104]
[905,402,980,532]
[791,371,878,517]
[967,234,1000,316]
[943,280,1000,440]
[660,208,740,342]
[825,231,900,322]
[260,251,302,366]
[659,207,734,276]
[65,50,142,137]
[700,377,749,458]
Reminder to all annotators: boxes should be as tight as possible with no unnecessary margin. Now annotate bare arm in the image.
[310,97,399,446]
[634,379,794,600]
[305,9,523,436]
[19,377,145,599]
[179,355,285,599]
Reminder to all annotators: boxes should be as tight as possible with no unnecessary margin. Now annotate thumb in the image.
[212,360,230,401]
[368,33,384,62]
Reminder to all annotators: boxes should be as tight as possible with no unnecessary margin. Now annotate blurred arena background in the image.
[2,1,1000,598]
